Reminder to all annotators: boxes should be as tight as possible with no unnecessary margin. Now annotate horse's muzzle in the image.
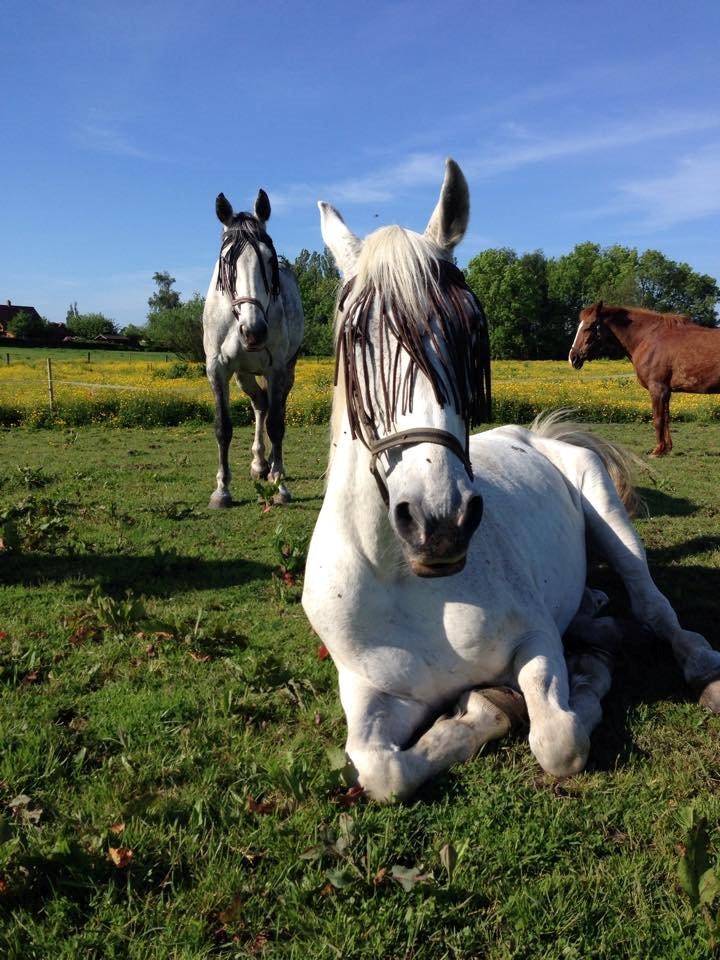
[409,555,468,578]
[393,493,483,577]
[568,349,585,370]
[240,321,269,351]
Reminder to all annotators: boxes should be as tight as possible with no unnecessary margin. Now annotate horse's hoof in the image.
[699,679,720,713]
[209,491,232,509]
[273,487,292,505]
[251,464,270,481]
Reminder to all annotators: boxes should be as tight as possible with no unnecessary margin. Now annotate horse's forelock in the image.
[217,212,280,298]
[332,226,491,452]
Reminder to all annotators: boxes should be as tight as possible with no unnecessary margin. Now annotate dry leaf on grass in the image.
[317,644,330,660]
[108,846,133,868]
[246,795,275,815]
[336,786,364,808]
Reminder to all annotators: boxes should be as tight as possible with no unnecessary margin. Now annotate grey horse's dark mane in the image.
[335,257,491,447]
[216,213,280,299]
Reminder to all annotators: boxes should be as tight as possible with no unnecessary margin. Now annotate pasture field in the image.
[2,348,720,429]
[2,419,720,959]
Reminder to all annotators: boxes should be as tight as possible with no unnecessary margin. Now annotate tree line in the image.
[465,243,719,359]
[10,242,716,361]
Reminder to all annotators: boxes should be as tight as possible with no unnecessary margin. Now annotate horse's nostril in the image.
[461,494,483,537]
[394,501,414,536]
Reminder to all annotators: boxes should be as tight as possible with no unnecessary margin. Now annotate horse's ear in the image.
[216,193,234,226]
[318,201,362,277]
[255,188,271,224]
[424,158,470,252]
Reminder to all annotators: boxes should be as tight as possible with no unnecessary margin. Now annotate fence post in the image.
[87,351,91,363]
[47,358,55,414]
[5,353,9,366]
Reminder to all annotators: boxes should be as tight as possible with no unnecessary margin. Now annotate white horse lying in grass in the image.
[302,158,720,802]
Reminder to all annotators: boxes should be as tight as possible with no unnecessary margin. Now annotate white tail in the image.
[529,409,645,517]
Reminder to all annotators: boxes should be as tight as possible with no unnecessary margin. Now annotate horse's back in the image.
[465,426,588,630]
[278,266,304,360]
[635,324,720,393]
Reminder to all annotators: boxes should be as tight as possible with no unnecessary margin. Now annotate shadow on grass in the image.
[636,485,698,518]
[581,541,720,773]
[2,836,198,917]
[0,552,275,596]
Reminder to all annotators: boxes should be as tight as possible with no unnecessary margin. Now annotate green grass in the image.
[1,421,720,958]
[1,346,172,364]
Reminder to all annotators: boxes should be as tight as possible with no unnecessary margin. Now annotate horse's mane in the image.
[331,226,491,452]
[593,303,693,328]
[216,213,280,298]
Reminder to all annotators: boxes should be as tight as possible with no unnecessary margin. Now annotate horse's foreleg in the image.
[514,632,591,777]
[266,365,296,504]
[564,599,619,736]
[663,392,673,452]
[339,670,514,802]
[578,456,720,710]
[237,374,269,480]
[208,365,233,509]
[649,383,670,457]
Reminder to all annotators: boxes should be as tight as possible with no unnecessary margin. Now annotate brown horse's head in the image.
[569,301,606,369]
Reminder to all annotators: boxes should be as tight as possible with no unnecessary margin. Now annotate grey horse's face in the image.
[215,189,279,352]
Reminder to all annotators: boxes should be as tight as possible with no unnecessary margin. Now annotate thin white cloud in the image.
[468,112,720,177]
[74,121,151,159]
[617,145,720,229]
[271,152,444,210]
[271,112,720,211]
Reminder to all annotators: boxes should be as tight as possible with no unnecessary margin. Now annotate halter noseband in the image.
[364,423,474,507]
[231,295,269,323]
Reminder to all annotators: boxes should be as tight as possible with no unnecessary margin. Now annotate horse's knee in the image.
[348,747,411,803]
[528,710,589,777]
[699,678,720,714]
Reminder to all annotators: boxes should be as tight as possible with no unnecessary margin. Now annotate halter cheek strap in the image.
[366,427,474,506]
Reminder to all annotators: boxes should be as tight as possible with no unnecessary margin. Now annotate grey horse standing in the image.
[203,189,304,507]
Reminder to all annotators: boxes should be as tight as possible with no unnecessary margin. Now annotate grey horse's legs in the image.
[237,373,269,480]
[266,361,297,504]
[208,364,233,509]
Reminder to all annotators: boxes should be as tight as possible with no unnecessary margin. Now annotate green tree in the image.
[148,272,181,317]
[636,251,719,326]
[285,248,340,356]
[146,294,205,361]
[8,310,48,339]
[121,324,146,343]
[66,312,117,339]
[465,249,558,359]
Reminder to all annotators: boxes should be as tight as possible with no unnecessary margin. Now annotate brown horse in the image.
[569,301,720,456]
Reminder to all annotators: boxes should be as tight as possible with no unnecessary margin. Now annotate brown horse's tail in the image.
[529,409,645,518]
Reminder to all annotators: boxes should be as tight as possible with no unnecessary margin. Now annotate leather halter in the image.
[365,425,474,506]
[230,295,269,322]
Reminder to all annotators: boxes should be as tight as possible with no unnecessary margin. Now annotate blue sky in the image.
[2,0,719,329]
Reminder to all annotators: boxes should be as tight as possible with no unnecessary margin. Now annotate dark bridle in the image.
[335,259,491,505]
[216,213,280,322]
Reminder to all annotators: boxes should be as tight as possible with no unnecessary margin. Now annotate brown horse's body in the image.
[569,303,720,456]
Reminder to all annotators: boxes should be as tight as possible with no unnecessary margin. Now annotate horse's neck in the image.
[325,412,401,573]
[605,313,651,360]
